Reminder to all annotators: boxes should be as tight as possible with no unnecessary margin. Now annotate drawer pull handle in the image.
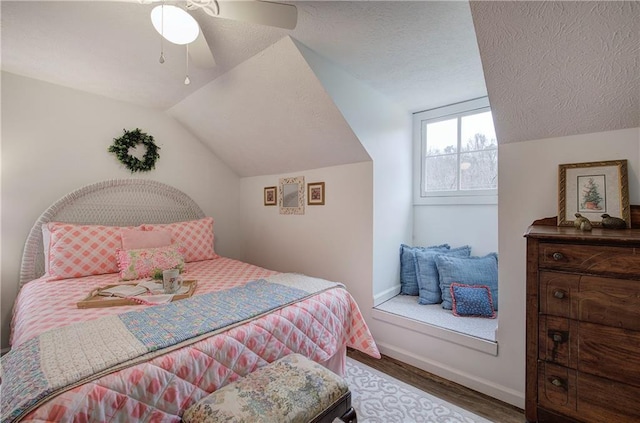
[553,290,567,299]
[549,377,565,389]
[552,252,564,261]
[547,330,569,361]
[551,332,566,343]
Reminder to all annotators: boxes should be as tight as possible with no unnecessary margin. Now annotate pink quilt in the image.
[7,258,380,422]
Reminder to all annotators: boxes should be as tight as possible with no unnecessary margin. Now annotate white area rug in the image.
[344,358,492,423]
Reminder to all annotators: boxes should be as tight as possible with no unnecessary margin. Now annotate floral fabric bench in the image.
[182,353,357,423]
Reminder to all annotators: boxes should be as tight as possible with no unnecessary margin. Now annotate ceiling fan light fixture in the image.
[151,5,200,45]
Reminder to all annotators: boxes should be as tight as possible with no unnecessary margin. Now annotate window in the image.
[413,97,498,204]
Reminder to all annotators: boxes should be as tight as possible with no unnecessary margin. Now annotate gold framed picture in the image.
[307,182,325,205]
[264,186,277,206]
[558,159,630,227]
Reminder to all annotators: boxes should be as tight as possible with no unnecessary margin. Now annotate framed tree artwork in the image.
[558,160,630,228]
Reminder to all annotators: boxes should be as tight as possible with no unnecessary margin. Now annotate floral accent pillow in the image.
[143,217,218,263]
[116,244,186,281]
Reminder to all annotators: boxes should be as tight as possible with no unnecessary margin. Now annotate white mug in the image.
[162,268,183,294]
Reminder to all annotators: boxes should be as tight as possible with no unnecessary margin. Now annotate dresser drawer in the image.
[539,243,640,277]
[538,362,640,422]
[538,315,577,369]
[539,316,640,386]
[538,272,578,319]
[539,271,640,330]
[577,320,640,387]
[537,362,576,415]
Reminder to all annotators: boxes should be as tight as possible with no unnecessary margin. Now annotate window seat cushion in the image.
[375,294,497,341]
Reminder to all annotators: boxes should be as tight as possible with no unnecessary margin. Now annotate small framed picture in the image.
[307,182,325,205]
[264,186,277,206]
[558,160,630,227]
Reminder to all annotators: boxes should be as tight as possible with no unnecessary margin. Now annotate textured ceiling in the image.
[4,1,634,152]
[470,1,640,144]
[0,1,487,113]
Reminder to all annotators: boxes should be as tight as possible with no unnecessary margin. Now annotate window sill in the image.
[372,295,498,356]
[413,195,498,206]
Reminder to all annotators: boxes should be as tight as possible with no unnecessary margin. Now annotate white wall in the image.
[0,72,242,350]
[294,41,413,308]
[413,204,498,256]
[239,162,373,304]
[497,126,639,401]
[373,127,640,408]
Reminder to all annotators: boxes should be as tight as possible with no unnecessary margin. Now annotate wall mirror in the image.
[279,176,305,215]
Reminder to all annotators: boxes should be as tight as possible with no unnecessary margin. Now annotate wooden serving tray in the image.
[77,280,197,309]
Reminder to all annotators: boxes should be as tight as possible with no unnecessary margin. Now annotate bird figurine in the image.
[574,213,592,231]
[601,214,627,229]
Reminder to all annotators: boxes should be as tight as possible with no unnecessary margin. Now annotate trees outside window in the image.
[415,98,498,201]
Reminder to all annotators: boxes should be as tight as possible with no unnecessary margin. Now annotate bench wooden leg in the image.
[340,407,357,423]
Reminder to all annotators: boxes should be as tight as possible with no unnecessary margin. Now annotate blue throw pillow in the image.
[435,253,498,310]
[415,245,471,305]
[450,283,496,318]
[399,244,449,296]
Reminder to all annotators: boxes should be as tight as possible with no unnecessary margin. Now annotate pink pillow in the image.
[46,222,130,280]
[121,228,172,250]
[116,244,186,281]
[143,217,217,263]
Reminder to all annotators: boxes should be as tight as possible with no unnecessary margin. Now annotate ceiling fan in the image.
[122,0,298,70]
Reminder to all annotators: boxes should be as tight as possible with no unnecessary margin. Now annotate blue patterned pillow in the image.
[450,283,496,318]
[399,244,449,296]
[414,246,471,305]
[435,253,498,310]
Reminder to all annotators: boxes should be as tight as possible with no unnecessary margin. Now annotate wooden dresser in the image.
[525,222,640,423]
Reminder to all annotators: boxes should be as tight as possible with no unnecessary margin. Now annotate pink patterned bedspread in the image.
[8,257,380,422]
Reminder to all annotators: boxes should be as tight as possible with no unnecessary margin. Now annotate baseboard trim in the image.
[376,341,525,409]
[373,284,400,306]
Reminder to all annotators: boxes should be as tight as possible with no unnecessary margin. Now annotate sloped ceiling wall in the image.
[470,1,639,144]
[168,36,370,177]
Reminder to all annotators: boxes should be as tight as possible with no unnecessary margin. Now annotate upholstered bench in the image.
[182,353,357,423]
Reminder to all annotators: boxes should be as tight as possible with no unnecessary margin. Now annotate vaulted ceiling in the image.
[2,0,638,156]
[1,1,485,113]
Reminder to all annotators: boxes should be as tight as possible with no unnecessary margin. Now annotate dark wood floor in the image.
[347,348,525,422]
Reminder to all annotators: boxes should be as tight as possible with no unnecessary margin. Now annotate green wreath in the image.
[108,128,160,173]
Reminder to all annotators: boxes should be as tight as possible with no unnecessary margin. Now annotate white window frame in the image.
[413,97,498,205]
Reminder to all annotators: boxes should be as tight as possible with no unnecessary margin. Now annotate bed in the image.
[1,179,380,423]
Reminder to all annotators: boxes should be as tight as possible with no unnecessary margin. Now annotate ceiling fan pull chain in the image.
[158,2,165,64]
[184,44,191,85]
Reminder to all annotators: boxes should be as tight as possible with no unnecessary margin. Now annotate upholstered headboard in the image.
[20,179,205,287]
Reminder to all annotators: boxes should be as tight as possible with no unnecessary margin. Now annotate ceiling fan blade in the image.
[214,1,297,30]
[189,30,216,68]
